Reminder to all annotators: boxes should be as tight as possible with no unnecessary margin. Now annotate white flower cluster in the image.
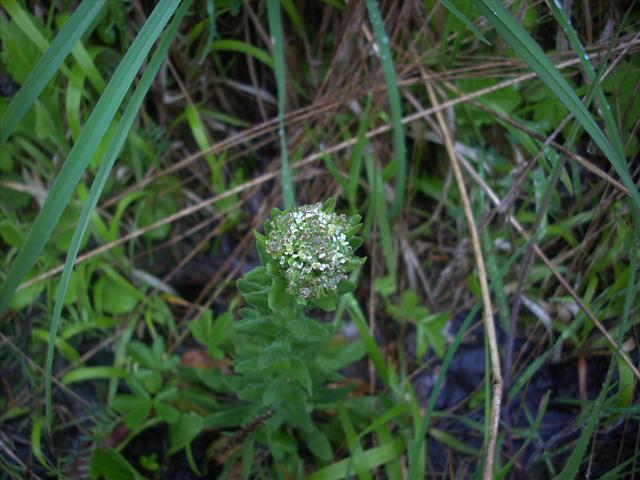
[265,203,352,300]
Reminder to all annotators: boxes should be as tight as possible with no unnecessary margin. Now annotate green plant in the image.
[232,200,365,462]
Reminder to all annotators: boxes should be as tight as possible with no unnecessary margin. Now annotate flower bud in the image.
[264,202,363,301]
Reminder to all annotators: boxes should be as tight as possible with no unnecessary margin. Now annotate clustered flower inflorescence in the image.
[264,202,360,301]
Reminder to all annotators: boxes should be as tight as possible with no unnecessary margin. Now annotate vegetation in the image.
[0,0,638,478]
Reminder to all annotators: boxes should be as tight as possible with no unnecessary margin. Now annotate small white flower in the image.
[265,203,357,299]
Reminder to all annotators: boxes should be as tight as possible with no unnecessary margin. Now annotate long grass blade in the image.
[441,0,491,46]
[556,365,614,479]
[0,0,181,313]
[0,0,106,143]
[44,0,192,429]
[407,305,478,478]
[546,0,627,157]
[267,0,295,209]
[475,0,640,214]
[364,0,406,217]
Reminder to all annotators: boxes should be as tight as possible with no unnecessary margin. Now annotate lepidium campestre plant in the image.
[232,199,365,462]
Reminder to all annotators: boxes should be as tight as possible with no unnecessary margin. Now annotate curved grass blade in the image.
[556,364,614,479]
[61,366,127,385]
[546,0,631,160]
[407,305,478,479]
[308,439,403,480]
[475,0,640,214]
[0,0,106,143]
[0,0,180,314]
[44,0,192,429]
[31,416,54,473]
[364,0,406,217]
[211,39,274,69]
[267,0,295,209]
[441,0,490,46]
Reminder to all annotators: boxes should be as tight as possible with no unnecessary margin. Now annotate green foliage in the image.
[189,308,233,359]
[387,291,448,358]
[90,448,145,480]
[1,0,639,477]
[231,201,365,464]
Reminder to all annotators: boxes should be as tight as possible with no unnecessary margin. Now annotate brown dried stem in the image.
[424,83,503,480]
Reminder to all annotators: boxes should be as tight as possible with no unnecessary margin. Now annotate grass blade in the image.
[441,0,491,46]
[61,366,127,384]
[308,439,404,480]
[407,305,478,479]
[556,365,614,479]
[44,0,192,429]
[0,0,181,313]
[347,94,373,211]
[365,0,406,217]
[0,0,106,143]
[346,294,389,386]
[546,0,626,157]
[267,0,295,208]
[211,39,274,69]
[475,0,640,214]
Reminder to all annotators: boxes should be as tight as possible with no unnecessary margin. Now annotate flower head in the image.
[264,202,362,301]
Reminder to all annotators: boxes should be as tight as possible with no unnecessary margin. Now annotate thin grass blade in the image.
[475,0,640,215]
[364,0,406,217]
[44,0,192,429]
[0,0,180,313]
[546,0,626,157]
[267,0,295,208]
[407,305,478,478]
[0,0,106,143]
[441,0,491,46]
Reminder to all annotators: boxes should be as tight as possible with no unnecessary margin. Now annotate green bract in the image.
[263,202,364,303]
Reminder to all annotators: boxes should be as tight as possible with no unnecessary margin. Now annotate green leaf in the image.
[336,280,356,295]
[285,317,329,342]
[314,294,336,312]
[254,229,269,264]
[169,412,205,454]
[258,341,290,370]
[113,395,152,429]
[94,276,139,315]
[269,276,293,311]
[417,312,449,358]
[9,270,45,310]
[288,356,313,394]
[261,379,283,406]
[154,401,180,424]
[190,309,231,358]
[90,448,146,480]
[0,13,42,85]
[127,341,157,370]
[302,427,334,461]
[373,275,396,297]
[134,369,163,394]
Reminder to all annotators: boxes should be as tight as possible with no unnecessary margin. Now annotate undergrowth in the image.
[0,0,639,479]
